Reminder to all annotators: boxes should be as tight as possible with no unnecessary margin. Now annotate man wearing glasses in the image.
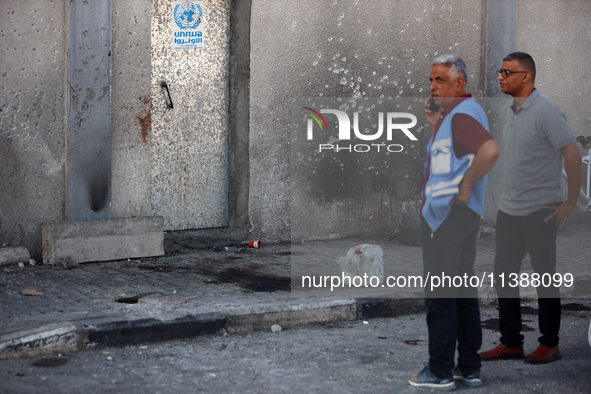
[481,52,581,364]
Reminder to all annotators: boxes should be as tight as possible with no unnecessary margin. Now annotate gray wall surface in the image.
[481,0,517,221]
[111,0,153,220]
[1,0,589,257]
[0,1,68,256]
[0,0,233,257]
[67,0,112,221]
[249,0,487,242]
[516,0,591,100]
[0,0,157,258]
[514,0,591,223]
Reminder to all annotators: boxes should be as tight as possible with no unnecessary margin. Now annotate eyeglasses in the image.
[497,69,528,78]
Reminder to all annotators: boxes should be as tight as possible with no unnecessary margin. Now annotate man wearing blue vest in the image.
[409,54,500,391]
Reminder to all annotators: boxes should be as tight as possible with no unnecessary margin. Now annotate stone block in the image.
[225,300,357,334]
[0,323,78,360]
[42,217,164,265]
[0,247,30,266]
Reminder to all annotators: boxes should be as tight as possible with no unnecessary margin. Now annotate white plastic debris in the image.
[29,259,36,266]
[337,244,384,285]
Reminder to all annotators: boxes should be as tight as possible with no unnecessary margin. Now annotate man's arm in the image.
[544,142,582,227]
[451,139,501,205]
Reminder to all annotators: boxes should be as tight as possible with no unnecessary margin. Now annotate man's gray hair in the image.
[432,54,468,81]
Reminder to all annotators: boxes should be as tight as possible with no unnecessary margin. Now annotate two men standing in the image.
[411,52,581,390]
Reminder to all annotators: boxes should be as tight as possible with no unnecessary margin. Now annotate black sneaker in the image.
[453,366,482,387]
[409,363,456,391]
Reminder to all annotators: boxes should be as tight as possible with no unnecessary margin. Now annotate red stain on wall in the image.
[137,110,151,144]
[120,97,151,145]
[137,96,151,144]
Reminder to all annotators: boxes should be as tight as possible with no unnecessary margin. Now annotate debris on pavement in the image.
[246,240,262,249]
[21,289,44,297]
[52,258,79,269]
[404,339,427,346]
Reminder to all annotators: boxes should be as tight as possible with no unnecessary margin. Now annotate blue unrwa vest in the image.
[422,98,490,232]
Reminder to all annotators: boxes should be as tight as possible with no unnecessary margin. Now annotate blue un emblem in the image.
[174,2,202,29]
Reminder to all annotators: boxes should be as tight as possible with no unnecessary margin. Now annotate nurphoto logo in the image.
[303,106,419,153]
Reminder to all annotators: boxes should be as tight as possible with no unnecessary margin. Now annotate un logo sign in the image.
[174,2,202,30]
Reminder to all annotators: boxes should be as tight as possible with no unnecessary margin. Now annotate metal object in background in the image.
[160,81,174,109]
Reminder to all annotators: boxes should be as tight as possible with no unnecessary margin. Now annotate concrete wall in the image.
[250,0,591,241]
[1,0,589,257]
[514,0,591,223]
[0,0,157,258]
[249,0,487,242]
[228,0,252,229]
[111,0,153,220]
[0,1,234,258]
[480,0,516,221]
[516,0,590,100]
[481,0,591,224]
[0,1,68,257]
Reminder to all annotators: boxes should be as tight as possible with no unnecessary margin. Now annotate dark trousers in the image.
[494,208,561,347]
[421,205,482,379]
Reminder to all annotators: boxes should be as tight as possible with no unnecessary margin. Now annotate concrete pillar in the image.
[485,0,517,98]
[483,0,518,222]
[228,0,252,228]
[67,0,113,220]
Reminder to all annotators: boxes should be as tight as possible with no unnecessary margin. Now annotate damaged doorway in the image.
[150,0,231,230]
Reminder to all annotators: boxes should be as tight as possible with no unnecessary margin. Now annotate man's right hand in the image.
[424,98,441,128]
